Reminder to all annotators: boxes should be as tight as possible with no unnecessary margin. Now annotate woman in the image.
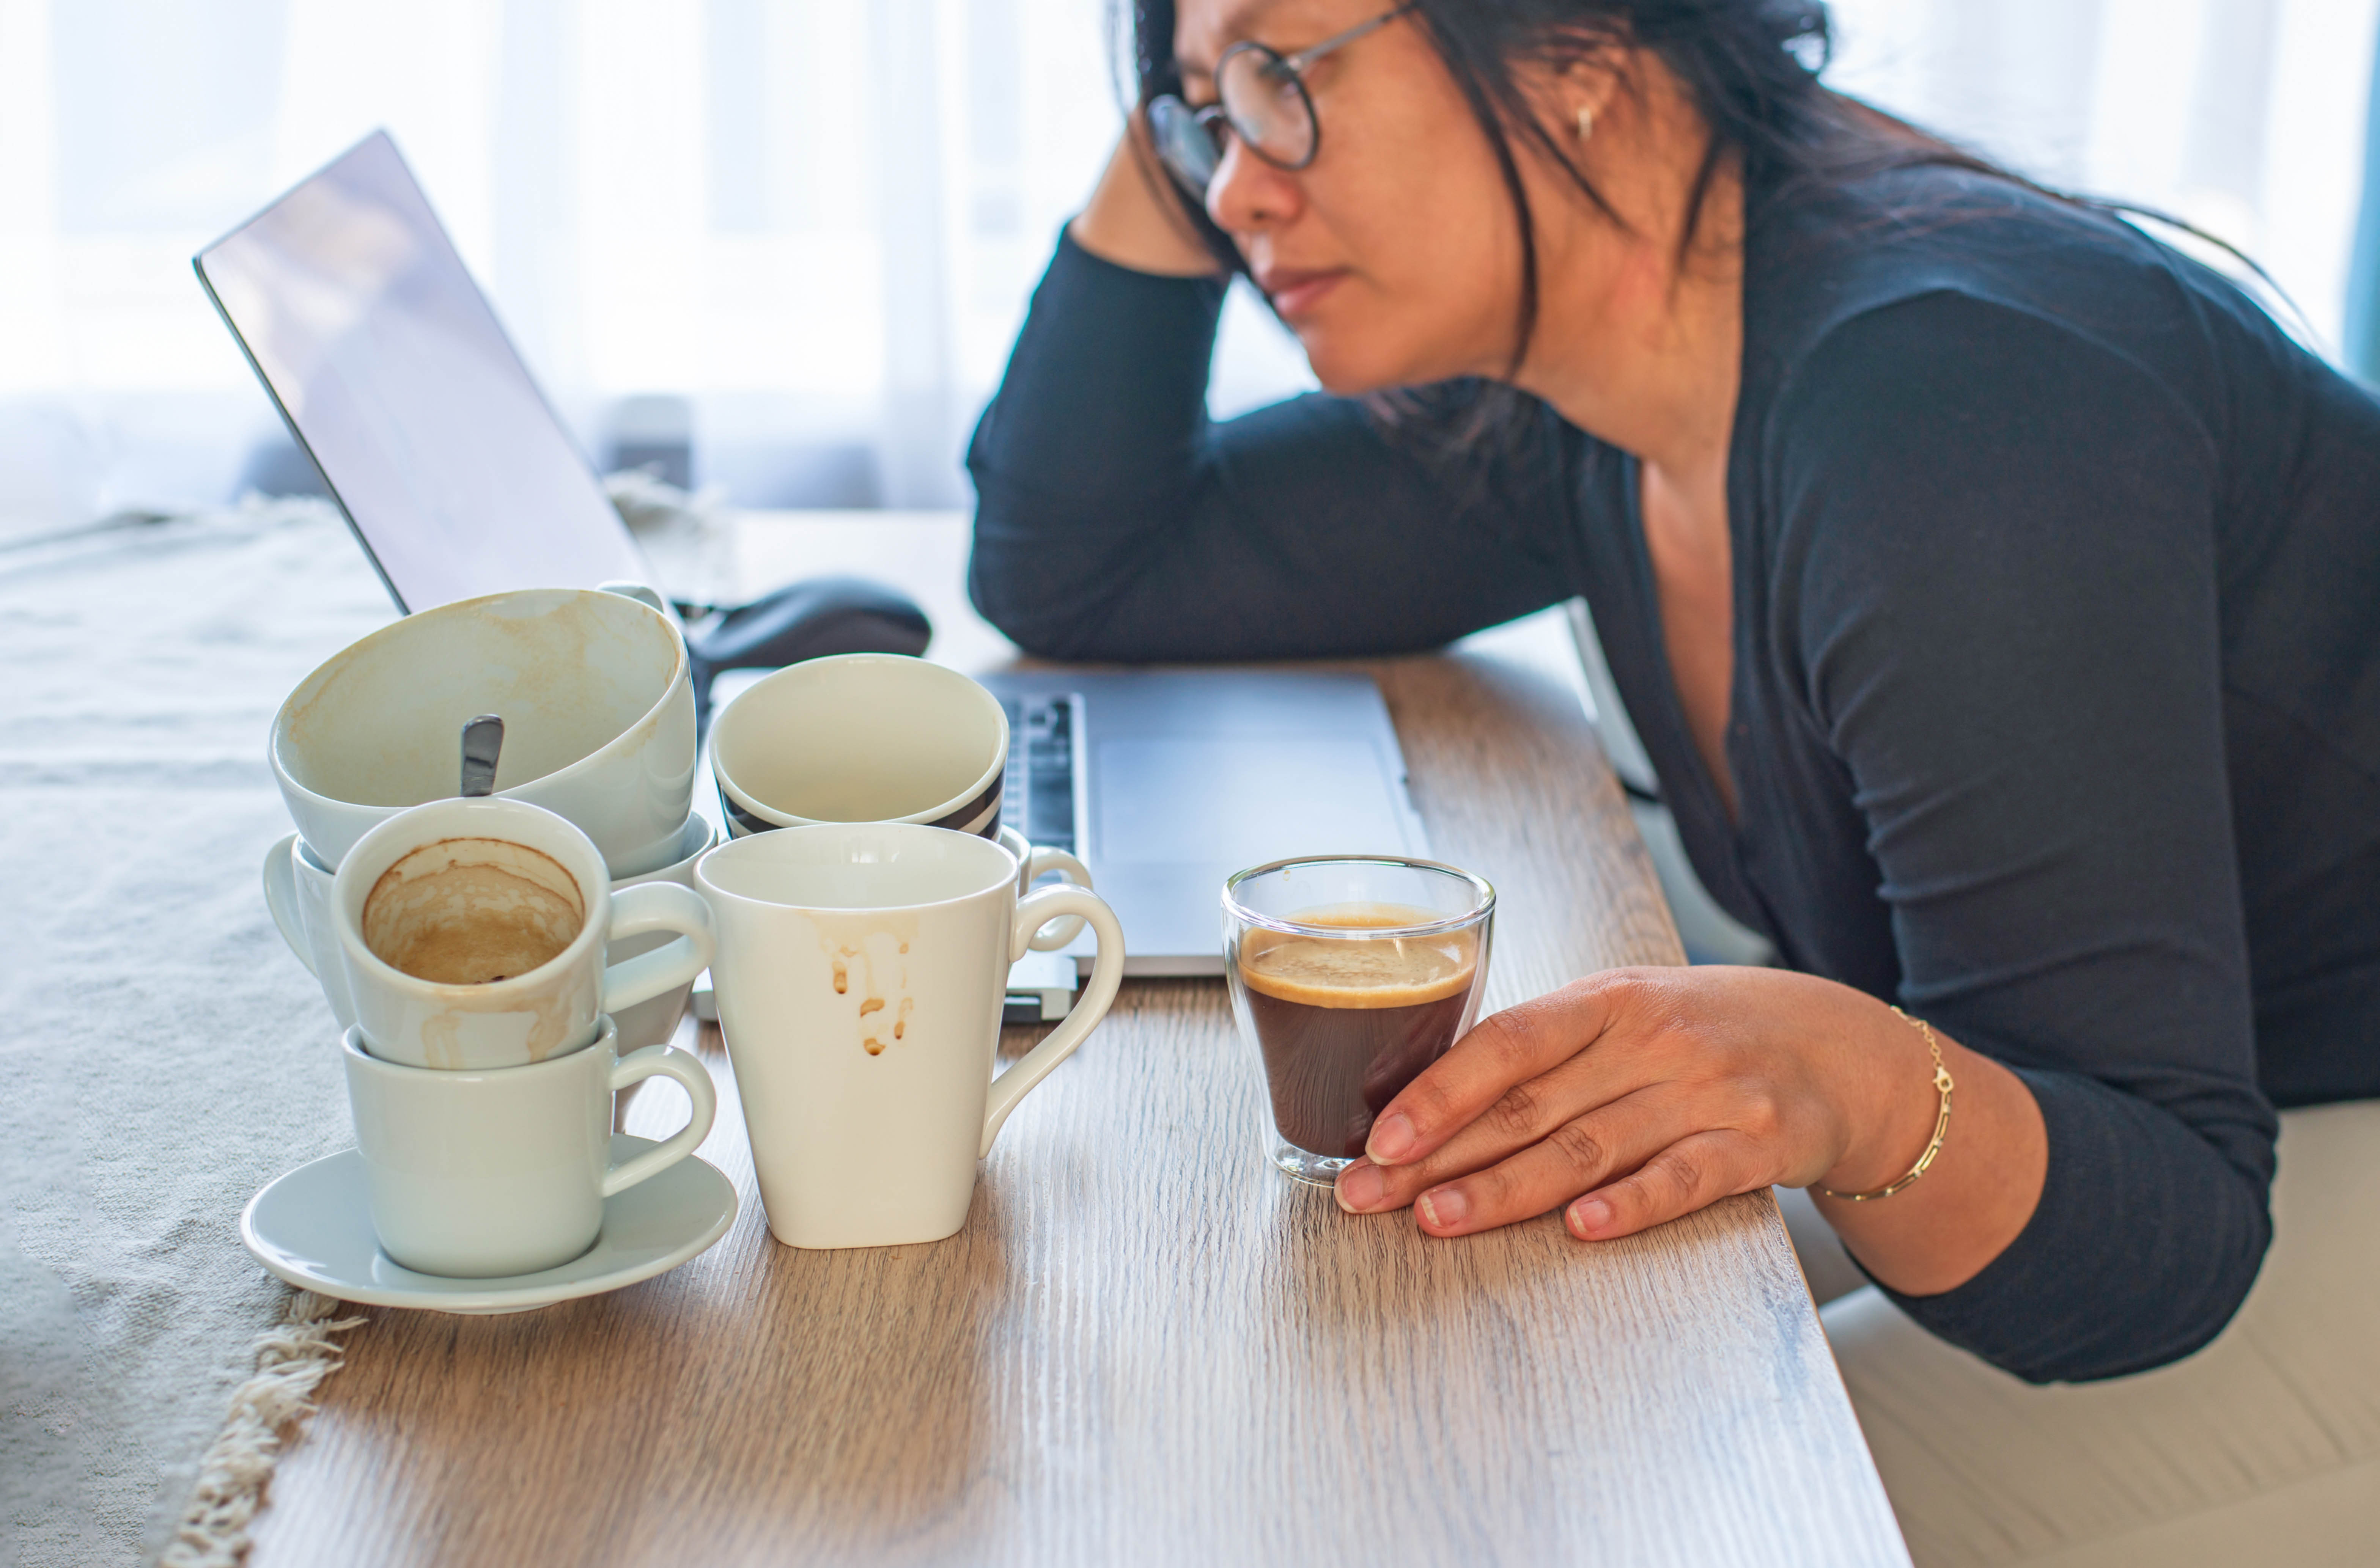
[967,2,2380,1558]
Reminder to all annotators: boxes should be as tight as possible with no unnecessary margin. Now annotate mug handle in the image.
[601,883,718,1016]
[261,833,315,976]
[999,827,1093,951]
[980,885,1126,1156]
[1022,845,1093,951]
[601,1043,719,1197]
[598,580,669,615]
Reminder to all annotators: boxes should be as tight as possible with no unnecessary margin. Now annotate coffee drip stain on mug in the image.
[816,920,919,1056]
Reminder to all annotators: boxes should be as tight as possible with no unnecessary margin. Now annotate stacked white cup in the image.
[261,585,716,1057]
[253,586,725,1278]
[327,795,718,1276]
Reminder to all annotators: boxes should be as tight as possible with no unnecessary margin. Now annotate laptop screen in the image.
[196,130,649,613]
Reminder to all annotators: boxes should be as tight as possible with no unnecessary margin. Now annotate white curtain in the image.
[0,0,2372,537]
[0,0,1131,528]
[1828,0,2380,356]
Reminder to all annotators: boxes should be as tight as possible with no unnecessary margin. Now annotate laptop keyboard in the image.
[999,694,1077,855]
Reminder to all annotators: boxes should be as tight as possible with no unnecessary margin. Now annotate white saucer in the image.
[241,1135,738,1315]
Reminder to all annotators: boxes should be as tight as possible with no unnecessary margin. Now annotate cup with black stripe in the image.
[709,654,1090,951]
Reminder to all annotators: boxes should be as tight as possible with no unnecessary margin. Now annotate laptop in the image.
[197,130,1429,995]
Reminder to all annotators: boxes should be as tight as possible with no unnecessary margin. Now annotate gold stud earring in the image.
[1576,105,1595,142]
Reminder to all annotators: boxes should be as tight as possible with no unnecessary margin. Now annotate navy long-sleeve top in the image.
[965,166,2380,1384]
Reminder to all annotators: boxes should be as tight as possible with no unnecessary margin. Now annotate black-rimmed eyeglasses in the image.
[1147,5,1415,197]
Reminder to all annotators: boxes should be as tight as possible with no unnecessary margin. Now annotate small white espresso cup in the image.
[341,1016,717,1277]
[267,814,716,1050]
[709,653,1091,950]
[271,586,697,877]
[332,798,716,1071]
[696,822,1125,1249]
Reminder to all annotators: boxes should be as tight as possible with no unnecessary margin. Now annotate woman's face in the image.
[1174,0,1560,393]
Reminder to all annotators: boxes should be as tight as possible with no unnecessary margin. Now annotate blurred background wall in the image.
[0,0,2374,540]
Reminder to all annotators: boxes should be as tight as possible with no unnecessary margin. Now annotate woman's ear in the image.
[1557,50,1625,149]
[1513,43,1626,168]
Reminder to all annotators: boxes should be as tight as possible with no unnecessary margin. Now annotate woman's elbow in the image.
[965,522,1112,662]
[2012,1182,2271,1384]
[969,573,1096,661]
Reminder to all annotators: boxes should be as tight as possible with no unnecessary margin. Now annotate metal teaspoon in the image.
[459,714,505,798]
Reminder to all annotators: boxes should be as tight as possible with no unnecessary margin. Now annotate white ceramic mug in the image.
[709,653,1090,949]
[267,814,716,1050]
[695,822,1125,1249]
[341,1016,717,1277]
[271,586,696,877]
[332,798,715,1071]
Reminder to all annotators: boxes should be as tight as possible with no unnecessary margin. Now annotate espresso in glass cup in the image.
[1223,856,1496,1185]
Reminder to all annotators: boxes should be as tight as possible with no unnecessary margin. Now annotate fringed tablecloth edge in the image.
[154,1290,365,1568]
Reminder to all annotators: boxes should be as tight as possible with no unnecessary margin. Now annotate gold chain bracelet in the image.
[1815,1006,1955,1202]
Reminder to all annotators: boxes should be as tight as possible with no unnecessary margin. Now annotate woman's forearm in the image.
[1336,962,2267,1380]
[967,212,1567,663]
[1807,997,2046,1297]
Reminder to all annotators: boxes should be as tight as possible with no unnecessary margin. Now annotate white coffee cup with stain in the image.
[332,797,715,1071]
[265,812,718,1053]
[695,821,1125,1249]
[270,586,697,878]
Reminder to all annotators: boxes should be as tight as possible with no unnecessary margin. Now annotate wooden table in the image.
[254,513,1910,1566]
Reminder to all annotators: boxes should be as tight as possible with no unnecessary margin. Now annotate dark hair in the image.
[1121,0,2059,448]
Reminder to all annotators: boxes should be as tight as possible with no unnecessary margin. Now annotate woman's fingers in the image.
[1339,1104,1772,1246]
[1337,1050,1661,1214]
[1402,1094,1677,1236]
[1562,1130,1767,1242]
[1362,976,1627,1167]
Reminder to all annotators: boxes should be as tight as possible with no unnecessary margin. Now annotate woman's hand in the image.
[1070,120,1228,278]
[1332,965,2047,1295]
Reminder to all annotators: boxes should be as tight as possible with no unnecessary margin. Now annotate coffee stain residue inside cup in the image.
[364,838,584,985]
[815,921,917,1056]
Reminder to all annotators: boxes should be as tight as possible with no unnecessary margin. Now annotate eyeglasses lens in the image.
[1219,47,1316,168]
[1148,96,1220,193]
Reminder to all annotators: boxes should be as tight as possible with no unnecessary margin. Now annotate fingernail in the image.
[1569,1197,1612,1235]
[1367,1112,1416,1165]
[1417,1186,1469,1231]
[1335,1161,1387,1213]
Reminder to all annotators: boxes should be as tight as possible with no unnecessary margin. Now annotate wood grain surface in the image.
[250,514,1908,1567]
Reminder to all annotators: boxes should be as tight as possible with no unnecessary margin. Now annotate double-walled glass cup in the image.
[1222,855,1496,1186]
